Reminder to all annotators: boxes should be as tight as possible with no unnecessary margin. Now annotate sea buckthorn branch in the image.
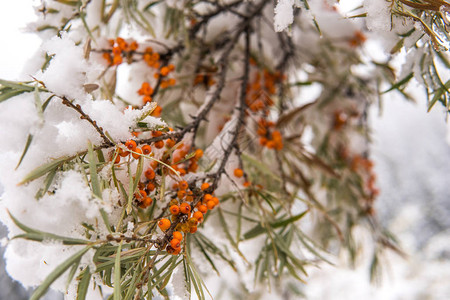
[188,0,244,40]
[210,26,251,191]
[60,96,114,147]
[179,0,270,144]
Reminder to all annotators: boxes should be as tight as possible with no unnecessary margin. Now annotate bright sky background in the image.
[0,0,40,80]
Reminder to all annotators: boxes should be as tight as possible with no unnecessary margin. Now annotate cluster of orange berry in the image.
[136,82,163,116]
[112,140,150,164]
[143,47,161,69]
[169,144,203,176]
[245,68,283,113]
[350,154,379,199]
[157,182,220,255]
[137,82,154,104]
[154,64,176,89]
[103,37,138,65]
[193,73,216,88]
[256,119,283,150]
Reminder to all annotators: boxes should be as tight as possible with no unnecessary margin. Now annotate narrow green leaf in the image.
[382,73,414,94]
[19,156,69,185]
[0,79,35,91]
[271,210,308,228]
[0,89,27,102]
[54,0,79,6]
[8,211,40,234]
[217,208,247,262]
[15,134,33,170]
[153,257,182,289]
[66,258,81,290]
[243,223,267,240]
[126,162,134,215]
[9,211,90,245]
[428,80,450,112]
[35,166,57,199]
[12,232,90,245]
[88,141,102,199]
[132,157,144,199]
[42,94,56,112]
[76,266,91,300]
[123,264,143,300]
[243,211,308,240]
[114,241,123,300]
[100,208,113,233]
[30,246,92,300]
[34,86,44,120]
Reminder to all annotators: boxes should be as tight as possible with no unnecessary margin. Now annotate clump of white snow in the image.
[274,0,295,32]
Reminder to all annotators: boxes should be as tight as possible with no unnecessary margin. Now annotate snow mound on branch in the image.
[274,0,296,32]
[38,34,90,100]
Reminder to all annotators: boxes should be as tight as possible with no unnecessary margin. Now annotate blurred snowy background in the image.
[0,1,449,299]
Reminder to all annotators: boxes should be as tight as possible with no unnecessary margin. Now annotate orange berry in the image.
[193,211,204,223]
[142,145,152,155]
[113,155,120,164]
[136,189,147,199]
[112,46,121,56]
[144,168,155,180]
[179,203,191,214]
[266,140,276,149]
[206,200,215,210]
[170,238,181,249]
[203,194,213,202]
[139,197,153,208]
[185,195,193,202]
[194,149,203,159]
[147,182,155,191]
[158,218,171,231]
[234,168,244,178]
[190,226,198,233]
[125,140,137,151]
[178,180,188,190]
[151,105,162,117]
[150,160,158,169]
[170,205,180,215]
[129,41,138,51]
[160,66,170,76]
[173,231,183,241]
[118,147,129,157]
[201,182,210,191]
[188,217,198,226]
[152,131,163,137]
[168,64,175,71]
[132,147,142,159]
[154,140,164,149]
[177,190,186,199]
[243,181,251,187]
[166,139,176,148]
[143,96,152,104]
[212,197,219,205]
[113,55,122,65]
[172,247,181,255]
[102,52,112,64]
[160,80,169,89]
[198,204,208,214]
